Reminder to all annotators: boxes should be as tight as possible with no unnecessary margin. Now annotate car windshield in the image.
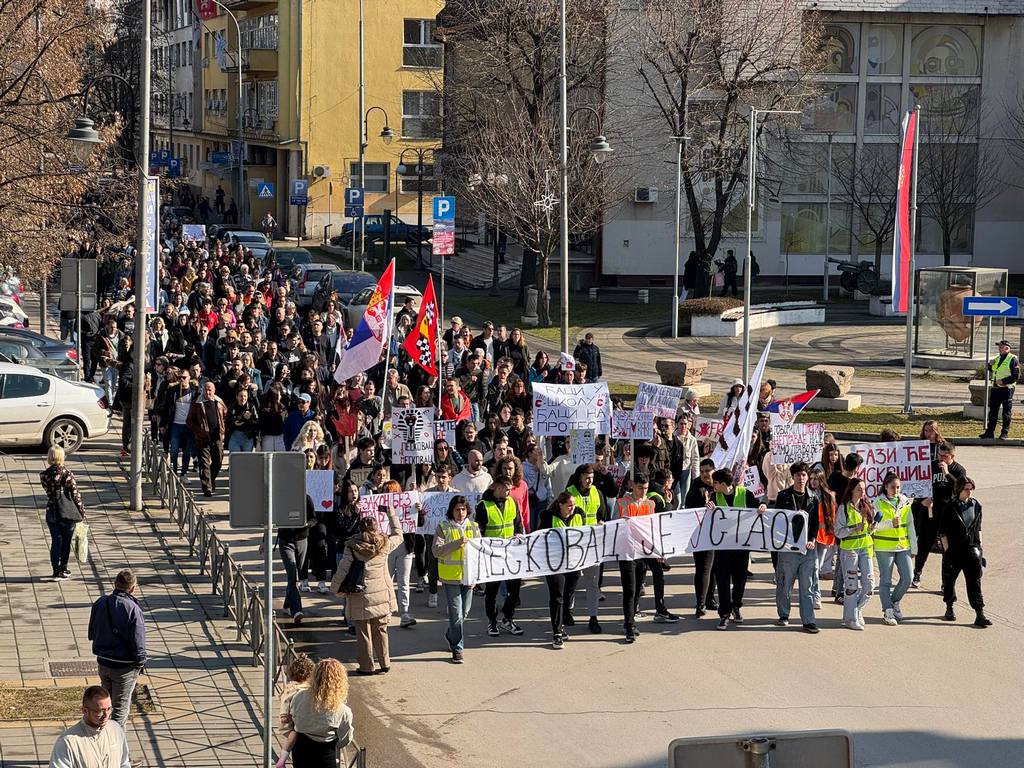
[277,250,311,265]
[333,273,375,293]
[232,233,268,243]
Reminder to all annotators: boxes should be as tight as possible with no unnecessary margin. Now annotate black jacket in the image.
[939,497,983,552]
[88,590,147,669]
[774,486,820,545]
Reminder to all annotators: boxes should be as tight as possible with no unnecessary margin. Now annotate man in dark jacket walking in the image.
[572,333,602,382]
[88,570,147,727]
[773,462,821,633]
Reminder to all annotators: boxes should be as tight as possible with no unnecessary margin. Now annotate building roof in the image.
[802,0,1024,13]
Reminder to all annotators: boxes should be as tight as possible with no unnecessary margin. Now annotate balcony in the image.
[220,48,278,75]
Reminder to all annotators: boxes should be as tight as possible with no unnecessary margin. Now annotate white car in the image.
[0,362,110,452]
[343,284,423,329]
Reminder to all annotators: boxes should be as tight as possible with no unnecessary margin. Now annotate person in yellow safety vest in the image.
[835,477,878,630]
[708,469,768,631]
[433,495,482,664]
[979,339,1019,440]
[565,465,609,634]
[873,472,917,626]
[474,479,525,637]
[539,492,586,649]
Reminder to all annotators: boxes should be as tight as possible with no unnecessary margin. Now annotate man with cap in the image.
[980,339,1018,440]
[443,316,464,350]
[283,392,316,450]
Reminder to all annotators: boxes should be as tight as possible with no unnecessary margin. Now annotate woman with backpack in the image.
[40,446,86,580]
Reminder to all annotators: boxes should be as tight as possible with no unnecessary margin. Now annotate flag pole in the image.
[902,106,921,414]
[382,258,396,384]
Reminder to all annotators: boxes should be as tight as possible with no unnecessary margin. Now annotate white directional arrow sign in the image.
[962,296,1019,317]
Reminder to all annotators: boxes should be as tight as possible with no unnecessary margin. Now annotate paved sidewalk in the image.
[0,440,267,767]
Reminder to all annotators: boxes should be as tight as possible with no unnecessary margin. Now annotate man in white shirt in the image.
[452,450,492,494]
[49,686,131,768]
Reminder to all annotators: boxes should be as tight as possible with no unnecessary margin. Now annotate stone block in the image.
[806,364,855,398]
[968,379,987,407]
[812,395,862,412]
[656,358,708,387]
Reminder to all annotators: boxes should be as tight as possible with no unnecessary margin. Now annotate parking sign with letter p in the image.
[433,196,455,222]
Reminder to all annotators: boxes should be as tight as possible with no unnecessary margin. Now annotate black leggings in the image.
[484,579,521,623]
[545,571,581,635]
[292,732,338,768]
[693,550,716,608]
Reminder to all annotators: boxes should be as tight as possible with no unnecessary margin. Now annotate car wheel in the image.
[44,418,85,453]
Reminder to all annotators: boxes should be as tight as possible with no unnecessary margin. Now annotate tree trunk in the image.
[874,241,884,277]
[536,250,551,327]
[942,229,952,267]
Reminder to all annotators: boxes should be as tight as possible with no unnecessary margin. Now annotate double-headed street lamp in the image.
[168,104,190,171]
[396,147,436,268]
[358,106,395,269]
[742,107,800,381]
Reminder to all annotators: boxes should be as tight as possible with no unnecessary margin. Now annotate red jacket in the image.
[440,390,471,421]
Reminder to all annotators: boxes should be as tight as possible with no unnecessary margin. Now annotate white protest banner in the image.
[770,423,825,464]
[611,409,654,440]
[741,466,765,498]
[416,490,482,535]
[569,429,597,465]
[461,506,806,584]
[434,419,462,445]
[693,416,724,443]
[181,223,207,243]
[305,470,334,513]
[848,440,932,500]
[636,382,683,419]
[689,506,808,553]
[532,382,612,436]
[392,407,434,464]
[357,491,420,533]
[712,339,773,470]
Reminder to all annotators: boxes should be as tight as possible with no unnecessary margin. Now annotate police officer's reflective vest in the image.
[482,498,517,539]
[436,519,480,582]
[872,495,911,551]
[990,353,1018,389]
[840,503,874,552]
[567,484,600,526]
[551,510,584,528]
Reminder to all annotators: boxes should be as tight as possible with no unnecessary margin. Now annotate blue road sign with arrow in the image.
[961,296,1019,317]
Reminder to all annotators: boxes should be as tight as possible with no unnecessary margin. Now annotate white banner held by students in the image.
[712,338,773,470]
[636,382,683,419]
[689,506,808,553]
[848,440,932,500]
[392,407,434,464]
[770,423,825,464]
[611,409,654,440]
[532,382,612,436]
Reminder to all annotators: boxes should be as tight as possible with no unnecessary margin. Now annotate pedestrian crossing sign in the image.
[257,182,275,199]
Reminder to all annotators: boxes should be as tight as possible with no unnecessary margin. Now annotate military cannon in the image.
[827,257,879,295]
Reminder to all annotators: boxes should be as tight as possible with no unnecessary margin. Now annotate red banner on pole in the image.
[891,110,917,313]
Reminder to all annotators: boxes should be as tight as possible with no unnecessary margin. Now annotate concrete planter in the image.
[690,301,825,337]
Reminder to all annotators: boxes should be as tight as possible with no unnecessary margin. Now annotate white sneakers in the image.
[299,579,310,592]
[317,580,329,594]
[882,608,898,626]
[843,619,865,631]
[892,602,904,620]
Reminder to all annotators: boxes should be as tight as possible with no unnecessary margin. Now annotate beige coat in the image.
[331,512,402,621]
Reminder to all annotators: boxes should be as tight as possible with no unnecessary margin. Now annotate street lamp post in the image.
[168,104,190,178]
[207,0,245,225]
[359,106,395,270]
[823,132,833,302]
[742,107,800,381]
[397,148,435,269]
[671,132,692,338]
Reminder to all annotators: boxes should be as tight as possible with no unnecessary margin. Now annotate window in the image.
[864,84,901,135]
[802,84,857,134]
[918,208,974,254]
[1,374,50,399]
[399,163,441,193]
[350,162,390,193]
[910,84,979,135]
[866,24,902,76]
[241,13,279,50]
[910,25,982,77]
[780,203,852,255]
[820,23,859,74]
[403,19,442,68]
[402,91,442,139]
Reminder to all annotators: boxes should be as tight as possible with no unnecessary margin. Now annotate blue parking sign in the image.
[290,178,309,206]
[345,187,364,206]
[433,196,455,222]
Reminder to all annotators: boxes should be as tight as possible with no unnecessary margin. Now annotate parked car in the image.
[0,296,28,328]
[335,214,429,247]
[312,270,377,314]
[343,284,422,329]
[0,328,78,365]
[0,361,110,451]
[225,230,274,261]
[0,351,78,381]
[289,263,342,308]
[272,247,314,272]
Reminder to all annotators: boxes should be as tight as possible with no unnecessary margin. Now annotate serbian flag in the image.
[402,276,438,376]
[891,110,917,313]
[333,259,395,384]
[197,0,219,21]
[765,389,819,426]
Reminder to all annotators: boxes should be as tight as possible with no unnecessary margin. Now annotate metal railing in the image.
[140,432,367,768]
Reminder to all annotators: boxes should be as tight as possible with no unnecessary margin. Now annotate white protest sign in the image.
[416,490,481,535]
[434,419,462,445]
[848,440,932,500]
[741,466,765,498]
[569,429,597,465]
[611,409,654,440]
[532,382,612,436]
[689,506,809,553]
[392,407,434,464]
[770,423,825,464]
[181,223,207,243]
[636,382,683,419]
[357,491,420,533]
[305,470,334,513]
[693,416,724,443]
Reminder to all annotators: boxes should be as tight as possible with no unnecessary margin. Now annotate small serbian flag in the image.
[765,389,819,426]
[402,275,438,376]
[891,110,917,313]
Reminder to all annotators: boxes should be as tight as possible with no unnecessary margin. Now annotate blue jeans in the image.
[444,583,473,653]
[812,543,840,602]
[227,431,254,453]
[97,663,142,727]
[169,423,194,474]
[876,549,913,611]
[47,519,75,573]
[775,546,816,625]
[841,549,875,624]
[102,366,118,408]
[280,538,307,615]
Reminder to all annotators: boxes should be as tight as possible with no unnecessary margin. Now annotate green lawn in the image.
[445,293,668,342]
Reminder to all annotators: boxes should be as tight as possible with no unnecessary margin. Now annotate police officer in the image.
[980,339,1018,440]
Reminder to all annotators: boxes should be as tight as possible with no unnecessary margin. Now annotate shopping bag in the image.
[713,272,725,289]
[72,521,90,563]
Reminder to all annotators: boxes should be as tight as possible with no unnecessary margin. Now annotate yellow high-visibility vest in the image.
[436,519,480,582]
[567,484,600,526]
[482,498,517,539]
[872,496,911,551]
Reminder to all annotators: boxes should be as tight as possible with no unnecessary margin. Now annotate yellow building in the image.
[152,0,444,238]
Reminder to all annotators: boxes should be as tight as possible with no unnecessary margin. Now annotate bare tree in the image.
[916,83,999,265]
[437,0,628,327]
[632,0,825,296]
